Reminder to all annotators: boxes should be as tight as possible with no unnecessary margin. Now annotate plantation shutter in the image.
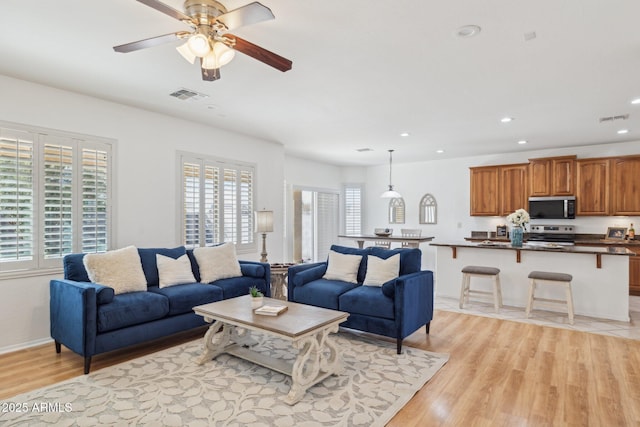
[183,162,200,246]
[0,129,35,269]
[81,147,109,254]
[204,165,219,245]
[41,138,73,262]
[239,168,253,244]
[315,191,339,261]
[343,184,363,235]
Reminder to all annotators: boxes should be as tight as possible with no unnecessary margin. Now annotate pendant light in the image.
[381,149,402,198]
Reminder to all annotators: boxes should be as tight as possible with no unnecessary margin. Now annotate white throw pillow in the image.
[323,251,362,284]
[193,243,242,283]
[156,254,197,288]
[83,246,147,294]
[363,254,400,286]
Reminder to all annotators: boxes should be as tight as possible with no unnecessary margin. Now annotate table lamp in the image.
[255,210,274,263]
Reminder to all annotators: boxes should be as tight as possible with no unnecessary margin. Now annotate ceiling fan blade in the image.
[136,0,194,23]
[217,1,274,31]
[200,59,221,81]
[228,35,292,72]
[113,32,187,53]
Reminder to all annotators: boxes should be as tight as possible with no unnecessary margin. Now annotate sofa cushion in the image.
[369,247,422,275]
[148,283,222,316]
[363,254,400,286]
[239,263,266,278]
[156,254,197,288]
[292,279,359,310]
[292,265,327,287]
[323,250,362,284]
[83,246,147,295]
[193,243,242,283]
[329,245,370,283]
[63,253,91,282]
[97,291,169,333]
[138,247,187,286]
[213,276,268,299]
[339,286,395,320]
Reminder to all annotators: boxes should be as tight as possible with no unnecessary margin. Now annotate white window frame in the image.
[177,151,256,253]
[0,121,114,278]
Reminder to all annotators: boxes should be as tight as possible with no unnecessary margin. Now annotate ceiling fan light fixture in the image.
[176,41,197,64]
[187,33,211,57]
[214,42,235,67]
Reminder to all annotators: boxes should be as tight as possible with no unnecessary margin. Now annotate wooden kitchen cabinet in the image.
[575,158,611,215]
[470,163,528,216]
[499,164,528,215]
[628,246,640,295]
[470,166,500,216]
[529,155,575,196]
[612,155,640,215]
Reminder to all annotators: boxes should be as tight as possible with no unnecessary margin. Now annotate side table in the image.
[270,263,296,300]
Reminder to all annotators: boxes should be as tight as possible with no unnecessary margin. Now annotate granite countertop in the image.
[433,241,636,256]
[465,234,640,246]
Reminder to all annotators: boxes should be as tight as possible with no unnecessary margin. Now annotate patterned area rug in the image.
[2,332,448,426]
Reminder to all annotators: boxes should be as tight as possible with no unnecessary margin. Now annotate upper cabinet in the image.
[470,164,528,216]
[529,155,575,196]
[576,158,611,216]
[470,166,500,216]
[612,155,640,215]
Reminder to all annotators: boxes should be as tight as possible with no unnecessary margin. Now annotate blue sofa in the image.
[50,246,270,374]
[287,245,433,353]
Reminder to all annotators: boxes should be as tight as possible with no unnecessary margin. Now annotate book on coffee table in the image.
[255,304,288,316]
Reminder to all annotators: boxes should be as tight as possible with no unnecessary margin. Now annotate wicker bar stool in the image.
[526,271,574,324]
[460,265,503,312]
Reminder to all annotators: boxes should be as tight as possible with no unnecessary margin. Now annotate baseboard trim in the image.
[0,337,53,355]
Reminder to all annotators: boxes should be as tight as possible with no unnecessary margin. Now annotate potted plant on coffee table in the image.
[249,286,264,309]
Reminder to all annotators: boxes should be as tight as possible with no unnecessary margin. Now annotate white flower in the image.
[506,208,530,226]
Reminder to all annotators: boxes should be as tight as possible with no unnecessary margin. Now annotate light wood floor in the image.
[2,310,639,426]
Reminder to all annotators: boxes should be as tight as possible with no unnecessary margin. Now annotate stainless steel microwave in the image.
[528,196,576,219]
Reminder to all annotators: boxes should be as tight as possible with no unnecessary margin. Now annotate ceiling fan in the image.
[113,0,292,81]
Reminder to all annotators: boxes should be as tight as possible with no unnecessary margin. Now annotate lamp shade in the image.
[381,187,402,198]
[255,210,274,233]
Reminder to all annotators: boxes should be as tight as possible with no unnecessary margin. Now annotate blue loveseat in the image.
[50,246,270,374]
[287,244,433,353]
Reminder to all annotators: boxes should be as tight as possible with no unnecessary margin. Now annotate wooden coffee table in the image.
[193,295,349,405]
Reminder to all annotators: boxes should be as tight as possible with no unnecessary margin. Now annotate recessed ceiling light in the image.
[631,98,640,105]
[517,140,528,145]
[400,132,410,137]
[501,117,514,123]
[436,149,444,154]
[617,129,629,134]
[456,25,481,38]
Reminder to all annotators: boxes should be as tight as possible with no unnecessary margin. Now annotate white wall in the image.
[0,75,286,352]
[361,141,640,272]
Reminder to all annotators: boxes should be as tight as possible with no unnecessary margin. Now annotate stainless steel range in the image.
[526,224,576,246]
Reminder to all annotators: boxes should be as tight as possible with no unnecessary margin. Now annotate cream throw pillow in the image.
[83,246,147,294]
[322,251,362,284]
[363,254,400,286]
[156,254,196,288]
[193,243,242,283]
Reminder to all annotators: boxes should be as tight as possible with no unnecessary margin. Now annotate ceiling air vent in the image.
[599,114,629,123]
[356,148,373,152]
[169,88,209,102]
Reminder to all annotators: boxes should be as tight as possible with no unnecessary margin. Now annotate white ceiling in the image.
[1,0,640,166]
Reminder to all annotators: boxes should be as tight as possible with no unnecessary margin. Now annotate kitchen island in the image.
[431,241,636,322]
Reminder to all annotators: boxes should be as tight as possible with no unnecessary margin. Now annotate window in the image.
[389,197,405,224]
[343,183,363,235]
[293,188,339,263]
[0,123,113,274]
[179,152,255,251]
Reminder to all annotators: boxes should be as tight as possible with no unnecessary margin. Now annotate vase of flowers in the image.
[506,208,530,247]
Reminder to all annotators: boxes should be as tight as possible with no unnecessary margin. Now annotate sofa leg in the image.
[425,322,431,334]
[55,341,61,353]
[84,356,92,375]
[396,338,402,354]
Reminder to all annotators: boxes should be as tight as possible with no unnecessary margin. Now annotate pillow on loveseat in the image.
[83,246,147,294]
[193,243,242,283]
[363,254,400,286]
[323,250,362,284]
